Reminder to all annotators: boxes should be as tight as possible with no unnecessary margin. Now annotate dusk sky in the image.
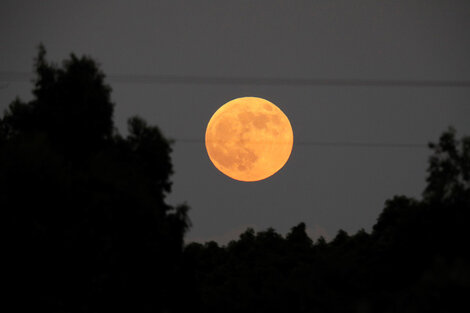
[1,0,469,244]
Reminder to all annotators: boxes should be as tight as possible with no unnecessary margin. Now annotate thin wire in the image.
[1,71,470,87]
[0,71,447,149]
[176,138,428,148]
[294,141,428,148]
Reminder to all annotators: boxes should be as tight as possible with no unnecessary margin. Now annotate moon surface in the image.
[205,97,293,182]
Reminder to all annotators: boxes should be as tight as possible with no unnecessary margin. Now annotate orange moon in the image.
[205,97,293,182]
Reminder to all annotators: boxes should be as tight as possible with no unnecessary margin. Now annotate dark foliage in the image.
[184,128,470,313]
[3,46,469,313]
[2,45,190,313]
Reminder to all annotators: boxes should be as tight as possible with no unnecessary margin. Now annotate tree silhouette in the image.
[3,45,469,313]
[424,127,470,204]
[2,45,189,313]
[3,44,114,157]
[184,128,470,313]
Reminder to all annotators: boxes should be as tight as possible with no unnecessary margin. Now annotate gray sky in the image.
[1,0,470,244]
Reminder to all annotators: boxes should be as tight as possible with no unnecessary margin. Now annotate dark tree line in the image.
[2,47,469,313]
[184,128,469,313]
[2,46,190,313]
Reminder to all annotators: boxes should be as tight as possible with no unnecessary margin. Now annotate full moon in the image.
[205,97,294,182]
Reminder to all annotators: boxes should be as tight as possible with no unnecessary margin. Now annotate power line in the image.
[1,71,470,87]
[295,141,428,148]
[0,71,450,150]
[0,71,452,148]
[175,138,429,148]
